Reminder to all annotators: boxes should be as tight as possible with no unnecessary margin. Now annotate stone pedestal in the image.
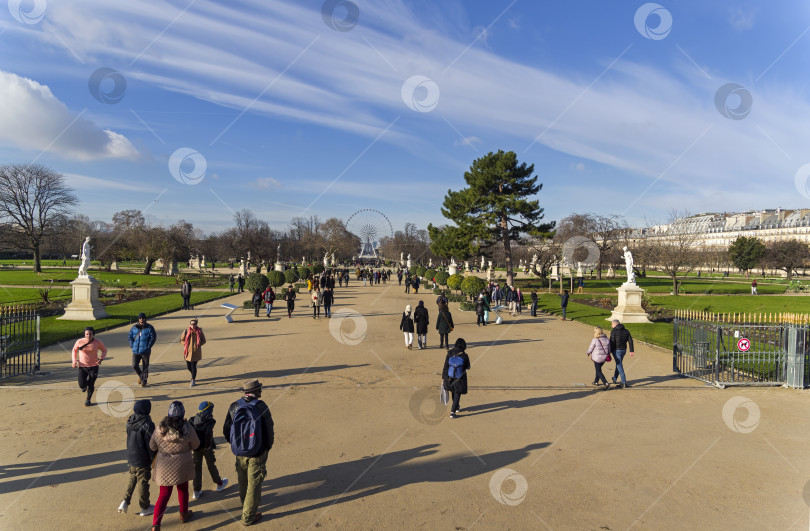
[448,263,458,275]
[275,262,284,272]
[239,260,247,277]
[487,268,493,281]
[464,261,470,271]
[59,276,110,320]
[406,259,412,269]
[607,283,651,324]
[110,260,119,271]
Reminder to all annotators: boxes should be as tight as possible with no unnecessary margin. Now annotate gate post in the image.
[715,326,722,385]
[673,318,678,373]
[785,327,806,388]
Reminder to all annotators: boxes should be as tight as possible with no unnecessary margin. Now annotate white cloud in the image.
[248,177,282,189]
[63,172,157,192]
[454,136,481,147]
[729,8,755,31]
[0,71,138,161]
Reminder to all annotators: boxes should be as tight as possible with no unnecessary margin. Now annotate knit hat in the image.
[168,400,185,418]
[454,338,467,350]
[137,312,146,319]
[133,399,151,415]
[405,305,412,314]
[198,401,214,413]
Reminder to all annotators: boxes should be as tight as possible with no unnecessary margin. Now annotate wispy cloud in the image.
[248,177,282,189]
[63,172,156,192]
[729,8,756,31]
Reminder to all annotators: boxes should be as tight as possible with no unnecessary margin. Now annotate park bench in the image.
[221,303,239,323]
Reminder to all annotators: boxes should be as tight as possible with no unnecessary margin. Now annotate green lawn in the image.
[40,290,230,347]
[0,286,72,305]
[0,269,227,288]
[647,295,810,314]
[536,294,673,350]
[517,277,787,295]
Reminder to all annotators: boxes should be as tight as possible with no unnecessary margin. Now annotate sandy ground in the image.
[1,281,810,530]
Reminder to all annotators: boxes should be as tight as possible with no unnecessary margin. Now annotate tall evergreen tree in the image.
[728,236,765,278]
[429,150,554,285]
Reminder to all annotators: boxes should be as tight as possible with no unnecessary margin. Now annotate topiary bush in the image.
[425,268,437,282]
[312,263,325,274]
[459,301,475,311]
[245,273,269,293]
[267,270,285,288]
[447,273,464,293]
[416,266,427,278]
[299,266,311,280]
[461,275,486,300]
[279,286,300,298]
[435,271,449,286]
[409,265,419,276]
[284,269,300,284]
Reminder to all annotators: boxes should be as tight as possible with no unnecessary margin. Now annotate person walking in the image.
[237,274,245,293]
[71,327,107,407]
[414,300,429,349]
[322,287,333,318]
[530,290,538,317]
[751,279,758,295]
[397,270,403,286]
[180,319,206,387]
[117,399,155,517]
[400,304,414,350]
[436,302,454,349]
[576,276,584,294]
[482,289,491,325]
[312,287,322,319]
[559,289,570,321]
[475,294,486,327]
[189,401,228,500]
[412,275,420,294]
[128,312,157,388]
[284,285,296,318]
[435,290,448,309]
[180,280,192,310]
[223,379,275,527]
[228,275,235,293]
[262,285,275,317]
[586,327,611,390]
[251,289,262,318]
[609,319,635,389]
[442,338,471,418]
[150,401,199,529]
[404,273,411,294]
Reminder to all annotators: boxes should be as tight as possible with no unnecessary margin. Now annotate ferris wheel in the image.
[346,209,394,259]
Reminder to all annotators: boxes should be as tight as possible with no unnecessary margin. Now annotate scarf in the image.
[183,326,203,358]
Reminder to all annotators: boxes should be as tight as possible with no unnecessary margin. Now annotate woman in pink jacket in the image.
[586,326,611,390]
[71,326,107,406]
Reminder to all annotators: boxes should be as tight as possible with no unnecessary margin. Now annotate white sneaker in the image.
[191,490,201,500]
[216,478,228,492]
[190,379,196,387]
[117,500,128,514]
[138,504,154,516]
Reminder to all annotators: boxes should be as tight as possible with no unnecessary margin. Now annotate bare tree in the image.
[764,240,810,279]
[640,211,703,295]
[555,213,627,279]
[0,164,77,272]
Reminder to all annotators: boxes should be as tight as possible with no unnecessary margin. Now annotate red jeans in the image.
[153,482,189,525]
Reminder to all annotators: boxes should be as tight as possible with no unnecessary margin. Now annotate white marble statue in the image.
[623,246,635,284]
[78,237,91,277]
[407,253,411,260]
[480,256,485,268]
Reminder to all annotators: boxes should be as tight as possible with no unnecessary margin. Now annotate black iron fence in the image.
[673,311,809,388]
[0,305,40,379]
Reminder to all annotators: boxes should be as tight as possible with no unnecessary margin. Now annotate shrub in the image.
[447,273,464,292]
[447,293,466,303]
[459,301,475,311]
[424,268,437,282]
[299,266,311,280]
[279,286,300,298]
[245,273,269,293]
[461,275,486,299]
[435,271,450,286]
[267,270,286,288]
[416,266,426,278]
[409,265,419,276]
[284,269,300,284]
[312,263,325,274]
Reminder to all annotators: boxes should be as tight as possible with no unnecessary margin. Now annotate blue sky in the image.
[1,0,809,235]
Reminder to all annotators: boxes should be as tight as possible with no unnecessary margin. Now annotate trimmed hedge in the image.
[284,269,300,284]
[267,270,285,288]
[461,275,486,299]
[245,273,269,293]
[447,273,464,292]
[435,271,449,286]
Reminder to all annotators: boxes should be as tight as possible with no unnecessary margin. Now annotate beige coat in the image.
[180,327,206,362]
[149,422,200,486]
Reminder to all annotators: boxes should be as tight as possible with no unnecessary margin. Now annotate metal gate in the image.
[673,311,810,388]
[0,305,40,379]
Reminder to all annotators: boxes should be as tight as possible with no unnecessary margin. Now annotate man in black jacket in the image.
[118,399,155,516]
[609,319,635,388]
[223,379,274,527]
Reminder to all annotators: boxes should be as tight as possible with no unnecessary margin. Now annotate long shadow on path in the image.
[193,442,549,529]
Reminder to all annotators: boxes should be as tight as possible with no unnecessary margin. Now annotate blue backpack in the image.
[229,398,263,457]
[448,355,465,379]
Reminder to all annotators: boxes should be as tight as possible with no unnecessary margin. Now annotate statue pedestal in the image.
[607,283,651,324]
[59,276,110,320]
[406,259,412,269]
[274,262,284,272]
[486,268,493,281]
[448,263,458,275]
